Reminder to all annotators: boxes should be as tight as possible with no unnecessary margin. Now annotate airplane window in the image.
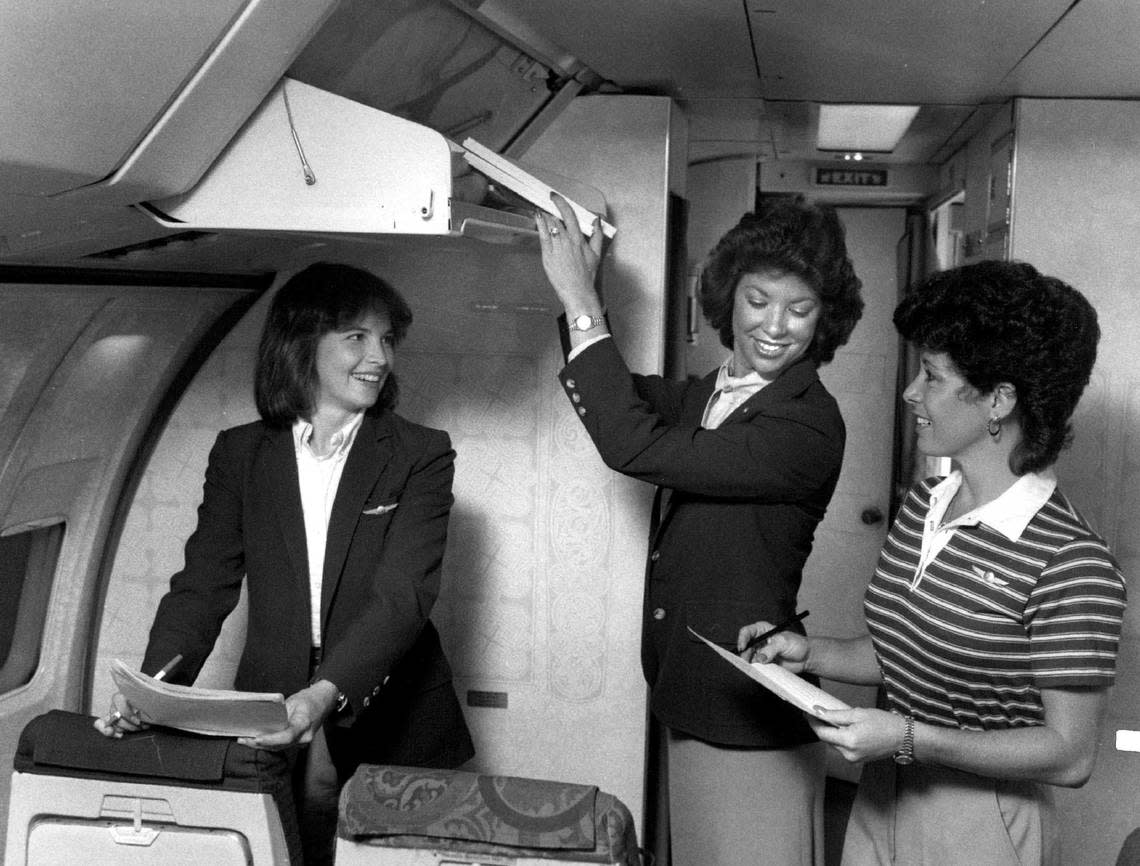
[0,523,64,694]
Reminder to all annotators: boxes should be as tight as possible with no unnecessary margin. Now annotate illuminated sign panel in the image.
[814,168,889,187]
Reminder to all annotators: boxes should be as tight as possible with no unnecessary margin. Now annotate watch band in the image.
[893,713,915,765]
[568,312,607,333]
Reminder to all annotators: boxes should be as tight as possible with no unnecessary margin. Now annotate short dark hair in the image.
[697,196,864,365]
[255,262,413,427]
[893,259,1099,474]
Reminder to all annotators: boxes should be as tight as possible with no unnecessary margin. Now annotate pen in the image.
[152,653,183,682]
[743,610,810,655]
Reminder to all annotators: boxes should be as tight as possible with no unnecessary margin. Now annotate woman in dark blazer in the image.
[96,262,473,864]
[535,194,863,865]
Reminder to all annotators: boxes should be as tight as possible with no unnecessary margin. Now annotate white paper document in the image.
[111,659,289,738]
[461,137,617,239]
[689,628,851,720]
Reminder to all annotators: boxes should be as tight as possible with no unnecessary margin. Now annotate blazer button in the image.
[362,697,371,708]
[577,406,587,416]
[372,686,380,696]
[572,393,581,403]
[653,607,666,620]
[650,550,660,561]
[566,379,576,389]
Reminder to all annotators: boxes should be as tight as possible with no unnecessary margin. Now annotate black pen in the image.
[105,653,183,729]
[743,610,810,655]
[152,653,183,682]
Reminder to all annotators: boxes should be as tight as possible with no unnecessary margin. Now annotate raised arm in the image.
[535,192,608,355]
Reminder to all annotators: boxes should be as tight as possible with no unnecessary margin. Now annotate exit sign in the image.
[814,167,889,187]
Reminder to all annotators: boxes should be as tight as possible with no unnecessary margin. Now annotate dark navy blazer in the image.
[142,409,473,774]
[560,336,845,747]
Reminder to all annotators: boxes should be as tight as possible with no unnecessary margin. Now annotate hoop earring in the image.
[987,416,1002,440]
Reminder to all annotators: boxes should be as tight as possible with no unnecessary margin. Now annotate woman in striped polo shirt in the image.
[738,260,1126,865]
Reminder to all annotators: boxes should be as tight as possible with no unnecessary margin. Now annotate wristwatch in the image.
[568,312,607,333]
[893,713,915,765]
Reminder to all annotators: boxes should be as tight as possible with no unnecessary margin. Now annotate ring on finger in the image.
[108,710,123,725]
[549,226,560,236]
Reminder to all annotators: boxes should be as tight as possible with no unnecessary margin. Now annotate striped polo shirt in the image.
[865,473,1127,731]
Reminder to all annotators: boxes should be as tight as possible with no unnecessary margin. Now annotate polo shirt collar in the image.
[928,468,1057,542]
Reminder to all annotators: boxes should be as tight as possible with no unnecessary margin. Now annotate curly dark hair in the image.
[255,262,413,427]
[697,196,864,365]
[894,259,1099,474]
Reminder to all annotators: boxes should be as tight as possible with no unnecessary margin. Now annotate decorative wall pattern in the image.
[402,350,544,686]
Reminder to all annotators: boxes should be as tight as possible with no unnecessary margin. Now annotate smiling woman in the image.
[739,259,1126,866]
[254,263,412,429]
[93,262,473,865]
[729,270,821,382]
[312,310,395,437]
[533,194,864,866]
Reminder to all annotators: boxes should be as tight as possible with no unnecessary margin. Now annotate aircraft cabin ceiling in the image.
[416,0,1140,164]
[289,0,1140,165]
[2,0,1139,272]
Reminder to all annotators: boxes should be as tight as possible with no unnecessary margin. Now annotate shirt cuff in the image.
[567,333,612,361]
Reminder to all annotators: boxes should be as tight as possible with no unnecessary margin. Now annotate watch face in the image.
[573,315,592,330]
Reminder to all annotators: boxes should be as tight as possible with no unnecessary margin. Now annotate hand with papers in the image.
[733,619,917,765]
[236,678,340,751]
[690,628,849,722]
[100,659,288,738]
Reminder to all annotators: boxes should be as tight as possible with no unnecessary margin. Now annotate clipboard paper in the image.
[461,137,617,239]
[689,628,850,720]
[111,659,288,738]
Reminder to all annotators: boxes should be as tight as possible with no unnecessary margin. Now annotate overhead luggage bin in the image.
[139,78,612,244]
[0,0,338,203]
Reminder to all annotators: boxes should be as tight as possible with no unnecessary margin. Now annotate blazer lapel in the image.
[260,427,309,594]
[721,357,819,424]
[320,412,395,623]
[650,358,821,544]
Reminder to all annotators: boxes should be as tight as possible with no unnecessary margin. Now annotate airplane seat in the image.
[335,764,641,865]
[4,710,298,865]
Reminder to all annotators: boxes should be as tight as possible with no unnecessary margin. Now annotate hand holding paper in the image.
[461,137,616,239]
[110,659,288,738]
[689,628,850,721]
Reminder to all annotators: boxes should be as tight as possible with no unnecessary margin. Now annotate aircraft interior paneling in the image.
[0,276,265,837]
